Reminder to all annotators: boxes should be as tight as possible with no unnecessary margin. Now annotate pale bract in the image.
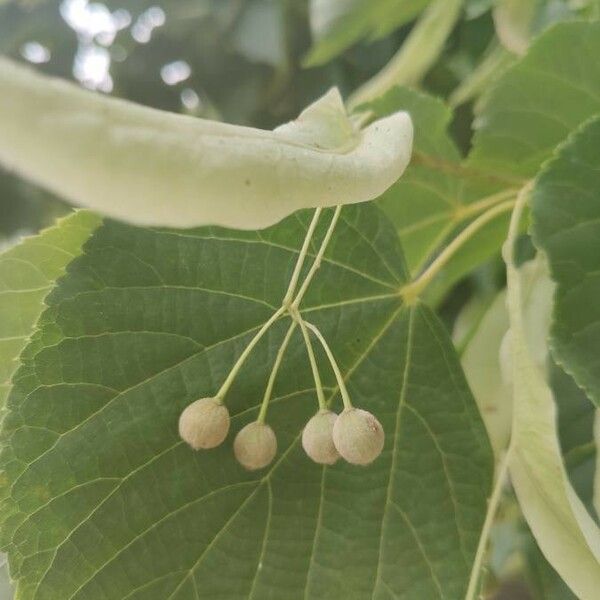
[493,0,537,55]
[503,207,600,599]
[460,258,554,459]
[459,291,511,459]
[595,411,600,520]
[0,57,413,230]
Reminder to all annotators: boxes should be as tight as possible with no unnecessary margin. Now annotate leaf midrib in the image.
[60,302,406,600]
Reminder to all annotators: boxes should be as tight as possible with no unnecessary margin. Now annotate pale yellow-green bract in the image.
[595,411,600,520]
[504,200,600,599]
[459,258,555,461]
[0,57,413,230]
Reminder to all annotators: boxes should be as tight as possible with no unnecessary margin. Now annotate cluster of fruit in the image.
[179,397,384,470]
[177,207,385,470]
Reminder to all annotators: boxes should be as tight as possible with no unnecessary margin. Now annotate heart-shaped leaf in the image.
[0,204,493,599]
[531,115,600,407]
[469,20,600,179]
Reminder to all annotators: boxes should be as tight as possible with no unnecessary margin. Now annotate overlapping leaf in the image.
[470,20,600,179]
[360,21,600,306]
[551,363,597,519]
[365,88,466,273]
[0,211,100,599]
[460,256,597,503]
[531,116,600,406]
[0,204,493,599]
[0,211,100,407]
[363,87,516,303]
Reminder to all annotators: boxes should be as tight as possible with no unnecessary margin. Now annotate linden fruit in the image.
[333,408,384,465]
[178,397,230,450]
[234,421,277,470]
[302,410,339,465]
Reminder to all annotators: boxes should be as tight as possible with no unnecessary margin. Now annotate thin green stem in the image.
[257,321,297,423]
[216,305,286,401]
[302,319,352,410]
[291,205,342,309]
[294,314,326,410]
[453,188,518,221]
[282,208,322,305]
[465,445,514,600]
[401,199,516,304]
[347,0,464,108]
[215,206,328,406]
[466,186,532,600]
[503,183,533,330]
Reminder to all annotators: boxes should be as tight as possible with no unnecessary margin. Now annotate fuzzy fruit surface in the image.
[234,421,277,470]
[333,408,384,465]
[302,410,339,465]
[178,397,230,449]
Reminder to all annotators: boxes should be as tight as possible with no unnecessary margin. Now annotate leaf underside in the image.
[0,204,492,599]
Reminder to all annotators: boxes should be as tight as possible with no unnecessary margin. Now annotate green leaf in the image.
[363,87,517,301]
[470,20,600,179]
[0,59,413,230]
[362,22,600,304]
[493,0,538,55]
[365,88,464,273]
[504,195,600,600]
[0,204,493,599]
[304,0,430,67]
[448,42,516,108]
[531,115,600,407]
[551,363,597,520]
[0,211,101,407]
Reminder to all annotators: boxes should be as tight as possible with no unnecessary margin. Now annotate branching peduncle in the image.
[302,319,353,410]
[292,310,326,410]
[291,205,342,310]
[287,206,346,411]
[282,208,323,305]
[217,205,344,409]
[257,321,298,423]
[216,305,287,402]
